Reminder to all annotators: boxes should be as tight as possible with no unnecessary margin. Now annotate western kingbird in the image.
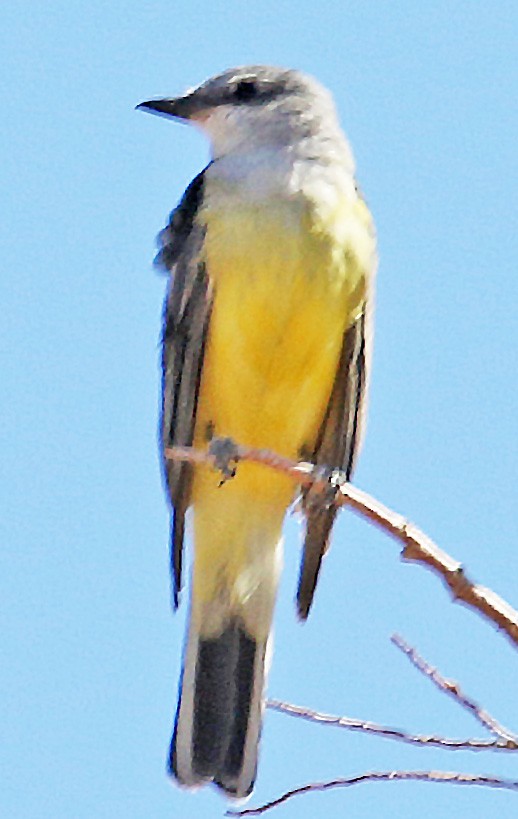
[138,65,376,799]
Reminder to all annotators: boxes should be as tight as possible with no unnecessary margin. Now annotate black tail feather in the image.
[193,626,241,776]
[215,628,258,794]
[170,620,263,797]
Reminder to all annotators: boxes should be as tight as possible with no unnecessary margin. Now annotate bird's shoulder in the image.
[155,165,210,272]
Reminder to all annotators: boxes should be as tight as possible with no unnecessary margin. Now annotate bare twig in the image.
[164,441,518,648]
[226,771,518,816]
[391,635,518,745]
[266,698,516,751]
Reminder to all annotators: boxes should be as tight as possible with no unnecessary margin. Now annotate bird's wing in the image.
[157,167,213,608]
[297,287,373,619]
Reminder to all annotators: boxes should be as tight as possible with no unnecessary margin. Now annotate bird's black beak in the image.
[136,95,201,122]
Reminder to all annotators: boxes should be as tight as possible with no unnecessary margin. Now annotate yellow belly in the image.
[195,204,366,461]
[190,199,369,625]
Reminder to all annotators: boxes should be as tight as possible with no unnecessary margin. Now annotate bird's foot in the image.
[208,436,240,485]
[304,466,348,511]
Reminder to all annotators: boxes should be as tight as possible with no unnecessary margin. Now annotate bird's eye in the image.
[233,79,258,102]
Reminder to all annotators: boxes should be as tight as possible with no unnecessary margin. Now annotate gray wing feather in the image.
[158,168,213,607]
[297,298,372,619]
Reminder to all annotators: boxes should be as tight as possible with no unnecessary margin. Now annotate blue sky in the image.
[2,2,517,817]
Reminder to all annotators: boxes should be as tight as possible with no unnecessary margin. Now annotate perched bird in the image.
[137,65,376,799]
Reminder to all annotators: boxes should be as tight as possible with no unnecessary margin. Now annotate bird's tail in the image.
[170,614,269,798]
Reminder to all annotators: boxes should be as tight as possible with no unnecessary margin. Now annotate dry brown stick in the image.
[266,698,517,751]
[391,634,518,745]
[226,770,518,816]
[164,441,518,648]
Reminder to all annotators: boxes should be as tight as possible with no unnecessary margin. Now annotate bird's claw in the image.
[304,466,348,511]
[208,437,240,485]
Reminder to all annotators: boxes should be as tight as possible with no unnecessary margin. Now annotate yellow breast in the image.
[197,197,369,439]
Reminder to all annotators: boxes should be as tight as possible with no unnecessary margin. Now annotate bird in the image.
[137,65,377,799]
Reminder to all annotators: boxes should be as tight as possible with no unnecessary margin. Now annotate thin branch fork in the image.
[164,440,518,648]
[391,635,518,745]
[267,633,518,752]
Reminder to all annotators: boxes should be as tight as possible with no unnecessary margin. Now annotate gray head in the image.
[137,65,347,159]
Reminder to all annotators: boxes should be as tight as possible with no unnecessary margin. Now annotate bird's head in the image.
[137,65,342,158]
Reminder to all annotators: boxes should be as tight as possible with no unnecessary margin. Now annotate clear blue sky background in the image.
[2,2,517,818]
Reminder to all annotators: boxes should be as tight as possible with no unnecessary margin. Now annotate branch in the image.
[266,633,517,756]
[266,699,516,751]
[257,638,518,814]
[391,634,518,745]
[226,771,518,816]
[164,441,518,648]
